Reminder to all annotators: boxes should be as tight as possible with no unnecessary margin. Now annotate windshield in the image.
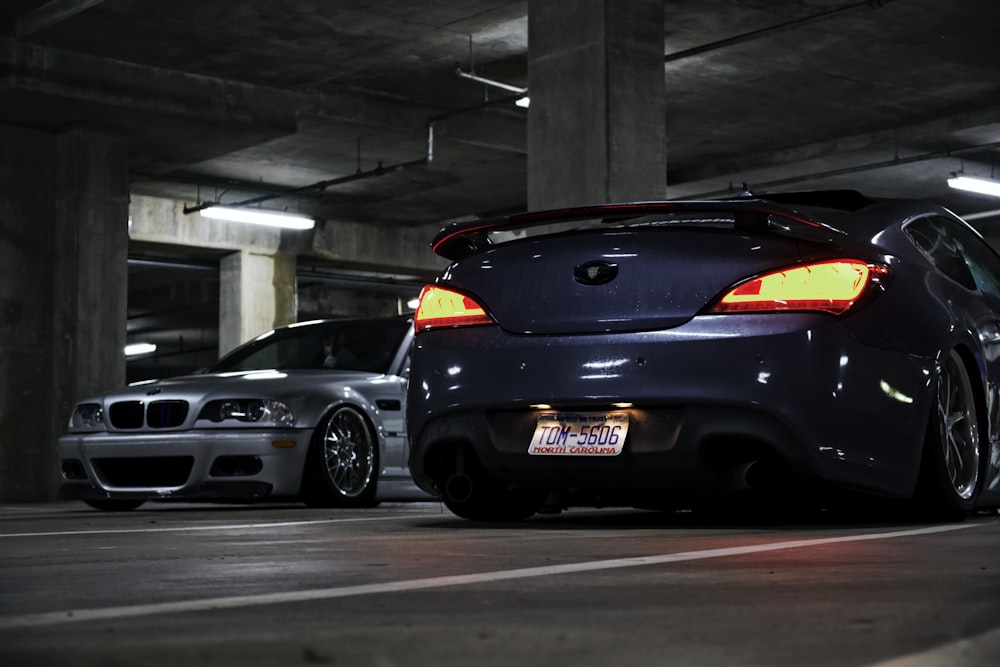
[208,318,410,374]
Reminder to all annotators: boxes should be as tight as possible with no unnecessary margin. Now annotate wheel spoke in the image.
[937,355,979,500]
[321,408,374,497]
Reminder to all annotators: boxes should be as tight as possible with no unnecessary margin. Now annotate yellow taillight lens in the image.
[414,285,493,332]
[709,260,885,316]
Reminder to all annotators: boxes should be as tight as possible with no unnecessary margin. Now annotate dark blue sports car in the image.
[407,190,1000,521]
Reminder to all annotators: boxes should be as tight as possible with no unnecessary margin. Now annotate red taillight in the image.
[708,260,887,316]
[414,285,494,333]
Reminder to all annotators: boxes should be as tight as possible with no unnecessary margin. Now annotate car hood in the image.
[110,369,381,401]
[69,369,398,433]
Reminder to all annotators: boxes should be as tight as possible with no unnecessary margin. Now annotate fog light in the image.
[210,455,263,477]
[61,459,88,480]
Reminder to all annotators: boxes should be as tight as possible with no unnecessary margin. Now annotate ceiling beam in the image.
[13,0,105,37]
[0,37,306,128]
[0,37,527,154]
[669,106,1000,186]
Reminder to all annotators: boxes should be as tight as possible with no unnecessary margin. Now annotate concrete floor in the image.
[1,501,999,667]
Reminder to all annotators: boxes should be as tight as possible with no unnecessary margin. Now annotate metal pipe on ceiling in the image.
[168,0,909,219]
[685,140,1000,199]
[182,157,428,216]
[127,257,216,271]
[664,0,902,64]
[297,267,428,292]
[181,123,435,216]
[454,67,526,95]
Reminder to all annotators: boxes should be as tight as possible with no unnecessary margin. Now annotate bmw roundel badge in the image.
[574,260,619,285]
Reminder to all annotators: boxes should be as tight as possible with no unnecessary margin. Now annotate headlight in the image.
[199,399,294,426]
[69,403,104,430]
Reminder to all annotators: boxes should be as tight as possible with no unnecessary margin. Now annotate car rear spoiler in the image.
[431,190,870,260]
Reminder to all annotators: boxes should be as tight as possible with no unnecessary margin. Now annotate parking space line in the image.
[0,512,445,539]
[0,523,974,629]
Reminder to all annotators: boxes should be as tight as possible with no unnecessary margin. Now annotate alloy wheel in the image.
[935,351,980,501]
[322,406,375,498]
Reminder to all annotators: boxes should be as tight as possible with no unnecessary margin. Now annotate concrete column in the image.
[0,125,57,502]
[219,249,297,355]
[527,0,666,209]
[0,124,128,501]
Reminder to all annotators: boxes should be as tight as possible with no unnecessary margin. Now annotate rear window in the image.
[905,215,1000,296]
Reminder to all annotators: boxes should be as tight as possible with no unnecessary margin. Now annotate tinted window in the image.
[953,223,1000,299]
[905,216,981,291]
[209,318,410,374]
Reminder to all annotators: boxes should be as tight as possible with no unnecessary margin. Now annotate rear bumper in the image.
[407,314,936,500]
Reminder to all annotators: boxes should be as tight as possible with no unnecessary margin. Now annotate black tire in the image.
[438,451,543,522]
[302,405,379,508]
[83,499,145,511]
[915,349,982,521]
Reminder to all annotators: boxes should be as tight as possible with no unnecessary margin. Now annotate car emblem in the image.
[146,386,162,396]
[574,260,618,285]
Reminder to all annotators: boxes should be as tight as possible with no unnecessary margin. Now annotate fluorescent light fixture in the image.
[125,342,156,357]
[515,96,530,108]
[947,175,1000,198]
[200,206,315,230]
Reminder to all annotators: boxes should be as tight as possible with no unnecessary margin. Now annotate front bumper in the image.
[56,428,313,501]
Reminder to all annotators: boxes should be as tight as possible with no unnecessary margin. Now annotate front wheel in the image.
[302,405,379,508]
[915,349,982,521]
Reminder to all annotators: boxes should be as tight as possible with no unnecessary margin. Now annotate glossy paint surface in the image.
[408,197,1000,510]
[58,317,420,503]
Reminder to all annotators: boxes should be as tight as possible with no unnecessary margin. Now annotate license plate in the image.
[528,412,628,456]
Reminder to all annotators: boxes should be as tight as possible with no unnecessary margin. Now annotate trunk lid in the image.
[441,226,841,335]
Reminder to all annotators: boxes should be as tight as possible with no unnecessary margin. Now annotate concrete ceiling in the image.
[4,0,1000,378]
[5,0,1000,226]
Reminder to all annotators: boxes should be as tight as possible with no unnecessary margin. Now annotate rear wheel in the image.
[916,349,982,520]
[84,499,145,511]
[438,448,544,522]
[302,405,379,508]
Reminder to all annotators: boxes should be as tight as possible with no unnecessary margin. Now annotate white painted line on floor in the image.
[0,512,445,538]
[0,523,974,629]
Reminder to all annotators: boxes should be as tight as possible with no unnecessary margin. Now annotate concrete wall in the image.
[0,125,57,501]
[129,194,447,354]
[129,194,447,276]
[218,249,297,355]
[0,124,128,502]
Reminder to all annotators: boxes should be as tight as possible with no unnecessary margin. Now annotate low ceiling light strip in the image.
[455,67,528,108]
[947,176,1000,198]
[200,206,315,230]
[124,342,156,357]
[663,1,901,64]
